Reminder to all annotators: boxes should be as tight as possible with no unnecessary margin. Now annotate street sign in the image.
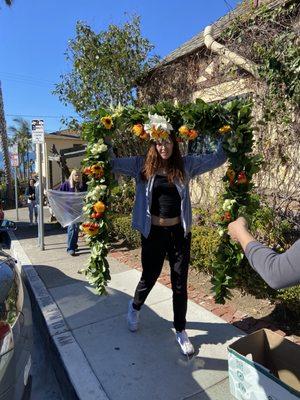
[9,143,19,167]
[31,119,45,144]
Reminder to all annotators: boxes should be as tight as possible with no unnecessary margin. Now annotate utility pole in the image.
[31,120,45,251]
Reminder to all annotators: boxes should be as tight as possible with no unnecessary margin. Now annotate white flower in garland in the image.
[86,185,107,202]
[112,104,124,118]
[90,139,108,155]
[222,199,237,212]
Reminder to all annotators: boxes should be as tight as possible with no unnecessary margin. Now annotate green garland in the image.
[81,99,260,302]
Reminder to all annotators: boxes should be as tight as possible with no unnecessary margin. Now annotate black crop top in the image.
[150,175,181,218]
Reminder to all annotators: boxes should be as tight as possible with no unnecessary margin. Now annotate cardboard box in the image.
[228,329,300,400]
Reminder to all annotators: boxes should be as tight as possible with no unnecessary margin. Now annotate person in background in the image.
[25,179,38,225]
[228,216,300,289]
[60,169,86,256]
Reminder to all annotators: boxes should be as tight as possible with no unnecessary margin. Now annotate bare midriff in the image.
[151,215,181,227]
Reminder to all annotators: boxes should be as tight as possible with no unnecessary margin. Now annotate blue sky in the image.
[0,0,240,134]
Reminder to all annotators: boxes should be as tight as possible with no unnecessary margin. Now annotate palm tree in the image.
[1,0,15,203]
[0,82,13,204]
[9,118,32,181]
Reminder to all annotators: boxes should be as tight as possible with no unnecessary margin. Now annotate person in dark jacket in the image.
[60,170,86,256]
[25,179,38,225]
[228,216,300,289]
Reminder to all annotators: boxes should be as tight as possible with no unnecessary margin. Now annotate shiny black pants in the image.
[133,224,191,332]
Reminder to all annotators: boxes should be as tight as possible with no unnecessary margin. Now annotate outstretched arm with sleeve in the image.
[245,240,300,290]
[184,140,227,178]
[110,156,144,179]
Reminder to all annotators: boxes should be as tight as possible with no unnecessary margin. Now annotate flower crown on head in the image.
[132,113,173,142]
[144,113,173,142]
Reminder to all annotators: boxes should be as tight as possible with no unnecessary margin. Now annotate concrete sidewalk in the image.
[6,207,242,400]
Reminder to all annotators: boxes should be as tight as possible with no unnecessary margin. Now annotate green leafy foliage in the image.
[190,225,221,273]
[81,99,258,299]
[210,101,260,303]
[110,181,136,215]
[54,16,159,116]
[222,1,299,123]
[110,214,141,248]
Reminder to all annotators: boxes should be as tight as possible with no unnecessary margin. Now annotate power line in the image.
[1,77,53,89]
[0,71,56,85]
[5,113,73,119]
[0,71,57,89]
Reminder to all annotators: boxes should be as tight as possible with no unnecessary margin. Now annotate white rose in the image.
[97,144,108,153]
[222,199,237,211]
[144,113,173,134]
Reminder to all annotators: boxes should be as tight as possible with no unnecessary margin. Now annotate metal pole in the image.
[14,166,19,221]
[37,143,44,250]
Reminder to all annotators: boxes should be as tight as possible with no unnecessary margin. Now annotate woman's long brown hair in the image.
[141,133,185,183]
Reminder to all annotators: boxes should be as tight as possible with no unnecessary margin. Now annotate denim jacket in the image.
[111,143,226,238]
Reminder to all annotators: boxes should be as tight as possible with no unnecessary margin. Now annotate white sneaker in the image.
[127,300,140,332]
[176,330,195,356]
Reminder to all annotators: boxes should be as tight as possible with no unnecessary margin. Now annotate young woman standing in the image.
[110,117,227,356]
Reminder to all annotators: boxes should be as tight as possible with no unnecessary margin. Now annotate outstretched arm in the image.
[184,140,227,178]
[105,137,144,179]
[228,217,300,289]
[110,155,144,179]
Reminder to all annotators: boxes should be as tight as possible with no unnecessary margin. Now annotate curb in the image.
[9,231,110,400]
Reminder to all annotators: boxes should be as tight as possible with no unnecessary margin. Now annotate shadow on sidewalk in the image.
[15,220,66,240]
[33,264,238,400]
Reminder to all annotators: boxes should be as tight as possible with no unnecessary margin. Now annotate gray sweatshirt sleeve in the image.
[245,239,300,289]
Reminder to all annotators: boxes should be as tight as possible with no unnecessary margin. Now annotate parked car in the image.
[0,220,33,400]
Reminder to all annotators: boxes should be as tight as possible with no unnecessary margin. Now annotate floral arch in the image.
[80,99,260,303]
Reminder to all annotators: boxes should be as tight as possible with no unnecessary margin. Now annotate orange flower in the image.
[150,126,161,141]
[224,211,232,222]
[132,124,144,136]
[237,171,248,184]
[93,201,106,214]
[81,222,99,236]
[218,125,232,134]
[159,130,169,140]
[100,115,113,130]
[83,166,92,175]
[179,125,190,136]
[226,168,235,181]
[139,132,149,140]
[91,212,103,219]
[188,129,198,140]
[91,164,104,178]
